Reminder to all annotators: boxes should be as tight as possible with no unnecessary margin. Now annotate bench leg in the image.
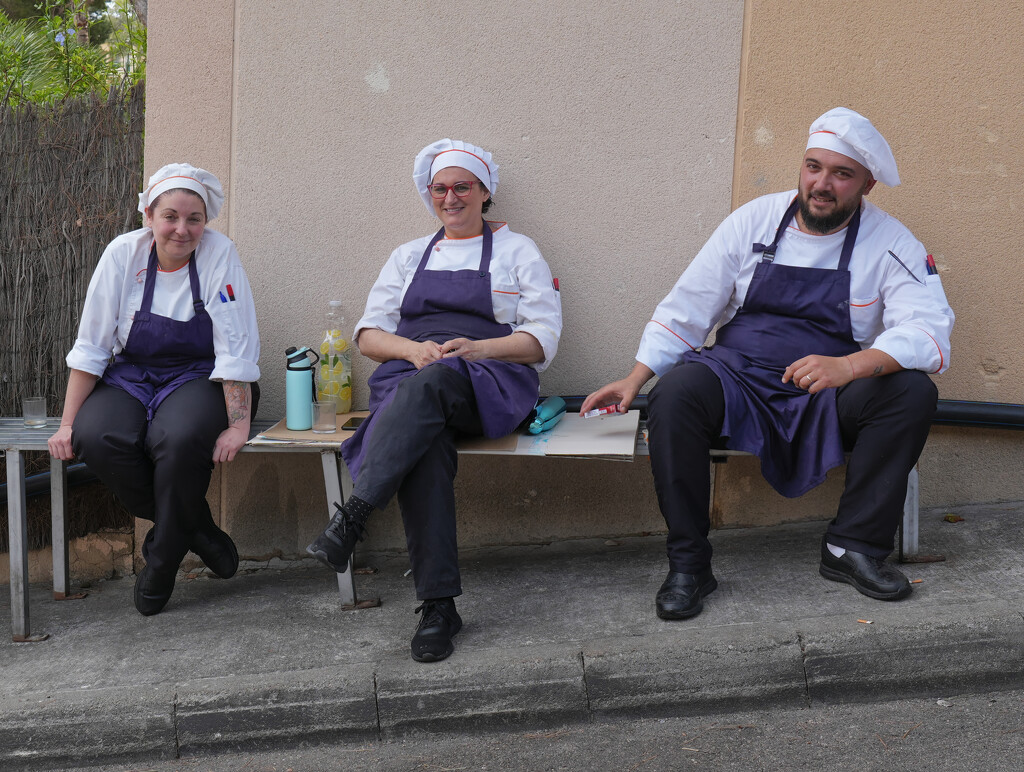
[50,457,86,601]
[6,451,48,642]
[320,451,379,610]
[899,465,945,564]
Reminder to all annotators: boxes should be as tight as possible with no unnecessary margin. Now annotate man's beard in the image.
[797,191,860,235]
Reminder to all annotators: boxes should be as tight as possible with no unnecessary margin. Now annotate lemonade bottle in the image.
[318,300,352,413]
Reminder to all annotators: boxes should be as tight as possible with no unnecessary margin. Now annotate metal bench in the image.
[2,418,81,642]
[5,399,1022,641]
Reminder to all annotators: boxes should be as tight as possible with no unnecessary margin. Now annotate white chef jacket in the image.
[67,227,261,383]
[355,222,562,371]
[637,191,954,377]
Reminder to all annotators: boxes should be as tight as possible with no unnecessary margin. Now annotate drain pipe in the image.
[0,463,97,506]
[561,396,1024,428]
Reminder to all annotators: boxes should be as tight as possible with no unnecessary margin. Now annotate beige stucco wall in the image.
[140,0,1022,562]
[145,1,746,553]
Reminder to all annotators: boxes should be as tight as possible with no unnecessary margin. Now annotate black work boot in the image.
[411,598,463,662]
[133,564,176,616]
[189,524,239,579]
[305,497,372,572]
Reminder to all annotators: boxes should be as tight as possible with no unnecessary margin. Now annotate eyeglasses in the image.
[427,181,480,199]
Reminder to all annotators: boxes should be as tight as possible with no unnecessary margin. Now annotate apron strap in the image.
[141,243,203,313]
[478,220,493,276]
[186,252,205,314]
[752,198,799,263]
[836,205,860,272]
[752,197,862,269]
[140,242,160,312]
[415,227,448,274]
[414,220,494,276]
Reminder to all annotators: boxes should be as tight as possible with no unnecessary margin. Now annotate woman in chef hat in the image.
[307,139,562,662]
[48,162,261,616]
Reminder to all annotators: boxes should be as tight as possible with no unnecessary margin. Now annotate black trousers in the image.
[352,364,482,600]
[647,362,938,574]
[72,378,228,575]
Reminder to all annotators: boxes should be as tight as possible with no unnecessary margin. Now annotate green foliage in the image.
[0,0,44,20]
[0,1,145,106]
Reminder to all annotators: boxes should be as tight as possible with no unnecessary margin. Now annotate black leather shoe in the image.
[655,568,718,620]
[819,538,911,600]
[306,501,369,573]
[133,564,176,616]
[411,598,463,662]
[189,525,239,579]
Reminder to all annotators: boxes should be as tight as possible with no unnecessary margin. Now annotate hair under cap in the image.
[138,163,225,220]
[806,107,900,187]
[413,139,498,215]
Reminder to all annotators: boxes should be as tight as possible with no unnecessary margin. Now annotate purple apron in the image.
[102,243,215,420]
[682,198,861,497]
[342,222,540,481]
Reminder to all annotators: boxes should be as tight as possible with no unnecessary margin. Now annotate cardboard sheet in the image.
[527,410,640,458]
[251,412,519,452]
[254,412,369,444]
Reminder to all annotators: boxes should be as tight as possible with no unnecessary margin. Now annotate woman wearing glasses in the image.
[307,139,562,662]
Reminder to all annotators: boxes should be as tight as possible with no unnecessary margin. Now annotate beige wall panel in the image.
[920,429,1024,506]
[144,1,236,234]
[141,0,745,560]
[735,0,1024,405]
[227,1,744,410]
[720,0,1024,521]
[712,458,844,529]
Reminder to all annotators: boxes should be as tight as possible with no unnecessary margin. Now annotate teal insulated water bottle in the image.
[285,346,318,430]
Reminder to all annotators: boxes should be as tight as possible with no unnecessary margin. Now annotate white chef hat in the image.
[806,107,900,187]
[413,139,499,214]
[138,163,225,220]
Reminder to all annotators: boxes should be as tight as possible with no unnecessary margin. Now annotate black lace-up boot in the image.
[305,496,373,572]
[411,597,462,662]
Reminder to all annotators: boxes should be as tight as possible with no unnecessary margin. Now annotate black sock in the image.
[340,495,374,523]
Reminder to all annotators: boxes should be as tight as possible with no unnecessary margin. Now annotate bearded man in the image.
[583,108,954,620]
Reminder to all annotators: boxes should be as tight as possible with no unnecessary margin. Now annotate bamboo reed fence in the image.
[1,83,144,551]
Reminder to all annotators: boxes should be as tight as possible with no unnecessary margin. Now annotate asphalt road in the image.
[66,688,1024,772]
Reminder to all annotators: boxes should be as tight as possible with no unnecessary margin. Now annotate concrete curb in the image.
[0,685,176,769]
[4,612,1024,768]
[800,601,1024,703]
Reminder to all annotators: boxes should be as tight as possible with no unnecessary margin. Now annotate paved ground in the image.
[1,500,1022,769]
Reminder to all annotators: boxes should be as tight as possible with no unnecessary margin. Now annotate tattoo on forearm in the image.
[225,381,250,425]
[872,365,884,376]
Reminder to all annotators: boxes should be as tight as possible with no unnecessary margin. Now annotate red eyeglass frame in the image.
[427,181,480,199]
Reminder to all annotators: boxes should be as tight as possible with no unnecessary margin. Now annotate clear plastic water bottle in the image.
[318,300,352,413]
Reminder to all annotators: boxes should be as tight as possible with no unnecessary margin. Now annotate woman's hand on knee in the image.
[213,425,248,463]
[406,340,444,370]
[441,337,487,362]
[48,426,75,460]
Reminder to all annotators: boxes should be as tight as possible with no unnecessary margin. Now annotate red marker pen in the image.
[226,284,236,301]
[582,405,622,418]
